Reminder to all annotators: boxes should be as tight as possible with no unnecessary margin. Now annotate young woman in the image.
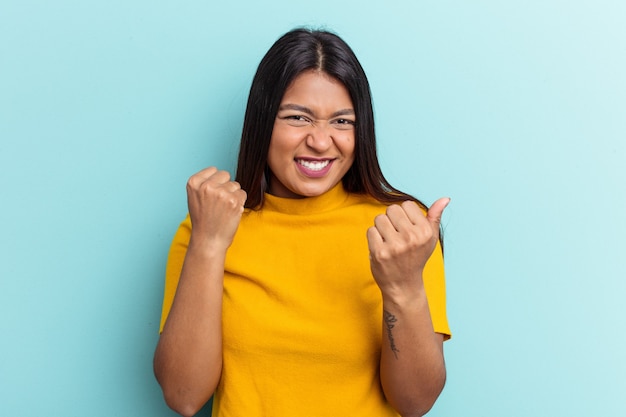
[154,28,451,417]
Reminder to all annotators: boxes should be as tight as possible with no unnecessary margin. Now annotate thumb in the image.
[427,197,451,227]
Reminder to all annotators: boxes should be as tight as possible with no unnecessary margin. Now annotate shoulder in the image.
[345,192,389,209]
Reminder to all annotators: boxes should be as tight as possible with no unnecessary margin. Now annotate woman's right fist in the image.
[186,167,247,250]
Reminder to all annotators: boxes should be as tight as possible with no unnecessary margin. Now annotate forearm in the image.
[154,240,226,416]
[379,284,446,417]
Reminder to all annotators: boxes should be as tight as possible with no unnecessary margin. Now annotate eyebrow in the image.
[278,103,355,118]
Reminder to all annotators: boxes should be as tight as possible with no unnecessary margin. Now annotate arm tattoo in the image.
[383,310,400,359]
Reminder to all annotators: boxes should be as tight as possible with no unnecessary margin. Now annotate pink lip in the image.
[295,158,334,178]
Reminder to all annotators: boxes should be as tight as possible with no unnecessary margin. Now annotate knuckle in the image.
[186,175,198,189]
[220,191,244,210]
[421,225,434,240]
[386,204,400,216]
[226,198,238,210]
[203,166,218,177]
[374,214,387,224]
[238,190,248,205]
[405,232,420,247]
[199,181,215,195]
[402,200,417,211]
[216,170,231,181]
[406,227,431,247]
[371,248,391,263]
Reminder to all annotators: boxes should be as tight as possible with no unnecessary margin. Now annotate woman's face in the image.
[267,70,356,199]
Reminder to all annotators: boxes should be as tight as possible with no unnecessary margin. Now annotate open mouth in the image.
[296,159,331,171]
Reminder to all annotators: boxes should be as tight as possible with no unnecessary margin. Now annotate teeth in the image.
[297,159,330,171]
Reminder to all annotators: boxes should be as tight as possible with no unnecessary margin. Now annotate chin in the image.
[291,186,330,198]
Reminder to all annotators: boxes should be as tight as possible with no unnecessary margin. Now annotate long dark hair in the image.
[235,28,428,212]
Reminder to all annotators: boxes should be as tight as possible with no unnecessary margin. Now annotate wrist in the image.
[188,234,230,258]
[380,280,427,309]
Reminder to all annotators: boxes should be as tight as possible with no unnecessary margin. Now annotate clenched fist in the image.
[186,167,247,251]
[367,198,450,296]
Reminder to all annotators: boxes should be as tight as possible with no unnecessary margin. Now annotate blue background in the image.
[1,1,624,415]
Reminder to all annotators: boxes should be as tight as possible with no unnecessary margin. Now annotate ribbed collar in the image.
[262,183,350,215]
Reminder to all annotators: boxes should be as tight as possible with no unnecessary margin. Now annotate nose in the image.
[305,124,333,153]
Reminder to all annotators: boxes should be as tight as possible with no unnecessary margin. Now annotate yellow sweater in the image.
[160,183,450,416]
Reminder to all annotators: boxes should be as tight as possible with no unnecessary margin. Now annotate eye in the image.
[332,118,356,130]
[280,114,311,126]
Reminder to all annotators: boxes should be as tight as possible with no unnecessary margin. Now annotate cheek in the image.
[266,142,280,173]
[267,134,291,173]
[340,133,356,159]
[269,126,303,158]
[346,137,357,170]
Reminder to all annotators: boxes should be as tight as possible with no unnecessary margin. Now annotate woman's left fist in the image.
[367,198,450,293]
